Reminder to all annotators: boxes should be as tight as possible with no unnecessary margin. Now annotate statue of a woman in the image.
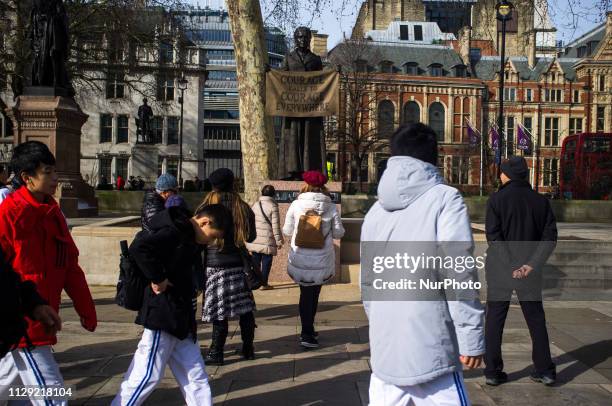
[278,27,325,180]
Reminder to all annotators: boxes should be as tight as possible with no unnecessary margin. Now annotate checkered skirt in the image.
[202,265,256,322]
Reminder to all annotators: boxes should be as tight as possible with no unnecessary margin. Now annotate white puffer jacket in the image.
[283,192,345,286]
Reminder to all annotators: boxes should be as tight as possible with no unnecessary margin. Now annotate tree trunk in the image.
[226,0,276,204]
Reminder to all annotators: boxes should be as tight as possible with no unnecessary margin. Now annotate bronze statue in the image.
[278,26,325,180]
[137,98,154,143]
[30,0,73,94]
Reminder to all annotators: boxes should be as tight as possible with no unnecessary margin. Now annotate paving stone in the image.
[214,357,294,382]
[481,383,612,406]
[294,359,371,382]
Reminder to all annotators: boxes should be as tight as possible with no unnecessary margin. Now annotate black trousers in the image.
[485,298,556,378]
[212,311,255,346]
[299,285,322,337]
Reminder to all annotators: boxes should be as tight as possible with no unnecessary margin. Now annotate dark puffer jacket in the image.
[141,189,165,232]
[131,207,202,340]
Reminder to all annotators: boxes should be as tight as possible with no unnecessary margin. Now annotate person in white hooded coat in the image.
[283,171,345,348]
[362,123,485,406]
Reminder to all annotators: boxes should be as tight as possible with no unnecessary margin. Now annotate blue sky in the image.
[187,0,610,48]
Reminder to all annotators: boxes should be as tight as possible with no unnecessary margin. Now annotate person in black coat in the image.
[113,204,229,406]
[484,156,558,387]
[141,173,179,232]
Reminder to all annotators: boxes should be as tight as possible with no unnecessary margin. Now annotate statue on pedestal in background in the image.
[278,26,325,180]
[30,0,74,95]
[137,98,154,144]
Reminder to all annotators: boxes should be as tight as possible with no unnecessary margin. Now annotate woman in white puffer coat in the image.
[283,171,345,349]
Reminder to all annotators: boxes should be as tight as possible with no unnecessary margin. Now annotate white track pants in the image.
[112,329,212,406]
[0,346,66,406]
[369,371,471,406]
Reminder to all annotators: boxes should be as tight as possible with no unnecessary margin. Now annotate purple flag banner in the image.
[490,126,501,165]
[517,124,531,152]
[467,122,480,146]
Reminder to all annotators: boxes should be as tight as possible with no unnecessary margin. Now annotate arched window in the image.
[428,102,445,141]
[402,101,420,124]
[378,100,395,138]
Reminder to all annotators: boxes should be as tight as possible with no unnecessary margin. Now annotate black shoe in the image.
[241,344,255,360]
[313,331,319,338]
[485,372,508,386]
[300,335,319,349]
[529,373,555,386]
[205,350,224,366]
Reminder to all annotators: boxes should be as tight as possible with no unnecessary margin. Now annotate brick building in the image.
[328,12,612,195]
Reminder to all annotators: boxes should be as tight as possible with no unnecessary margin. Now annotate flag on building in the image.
[517,123,532,154]
[490,126,502,165]
[467,120,480,146]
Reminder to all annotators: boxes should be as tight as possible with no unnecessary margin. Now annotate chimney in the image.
[528,30,537,69]
[458,26,472,66]
[310,30,329,59]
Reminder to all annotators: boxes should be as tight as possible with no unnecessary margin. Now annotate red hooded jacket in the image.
[0,187,97,347]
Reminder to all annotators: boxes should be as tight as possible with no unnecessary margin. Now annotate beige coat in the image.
[246,196,283,255]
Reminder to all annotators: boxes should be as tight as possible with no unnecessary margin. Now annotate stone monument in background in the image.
[6,0,98,217]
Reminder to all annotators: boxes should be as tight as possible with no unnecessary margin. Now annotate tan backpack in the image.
[294,210,327,249]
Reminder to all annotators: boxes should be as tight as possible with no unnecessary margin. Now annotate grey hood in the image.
[378,156,444,212]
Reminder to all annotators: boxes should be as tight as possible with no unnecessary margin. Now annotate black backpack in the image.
[115,236,147,311]
[0,250,30,357]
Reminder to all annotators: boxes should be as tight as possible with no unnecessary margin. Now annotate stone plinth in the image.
[264,181,342,284]
[7,92,98,217]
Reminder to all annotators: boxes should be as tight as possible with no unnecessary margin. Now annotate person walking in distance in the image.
[283,171,345,349]
[361,123,484,405]
[112,204,229,406]
[246,185,284,289]
[484,156,558,386]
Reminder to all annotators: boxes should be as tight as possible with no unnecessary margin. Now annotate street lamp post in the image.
[177,74,188,188]
[496,0,514,161]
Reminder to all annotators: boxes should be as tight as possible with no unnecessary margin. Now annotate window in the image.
[166,158,178,178]
[151,116,163,144]
[413,25,423,41]
[454,65,466,78]
[378,100,395,138]
[159,42,173,63]
[204,110,240,119]
[573,90,580,103]
[596,106,605,131]
[429,102,445,141]
[523,117,533,135]
[543,89,563,102]
[599,75,606,92]
[404,63,418,75]
[525,88,533,102]
[117,115,129,143]
[99,157,112,183]
[577,46,587,58]
[429,64,443,77]
[100,114,112,143]
[569,117,583,135]
[106,72,125,99]
[400,25,409,41]
[207,71,238,81]
[167,116,179,145]
[437,155,445,177]
[588,41,600,55]
[156,75,174,101]
[469,48,481,64]
[584,137,611,153]
[450,156,470,185]
[355,59,367,73]
[380,61,394,73]
[116,157,128,180]
[426,4,471,36]
[544,117,560,146]
[402,101,420,125]
[505,116,515,152]
[543,158,559,186]
[503,88,516,101]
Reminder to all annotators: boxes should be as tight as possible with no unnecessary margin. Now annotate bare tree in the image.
[328,38,385,191]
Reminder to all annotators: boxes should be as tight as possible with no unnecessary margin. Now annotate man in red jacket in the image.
[0,141,97,405]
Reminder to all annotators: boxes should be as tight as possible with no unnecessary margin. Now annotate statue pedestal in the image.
[264,181,342,284]
[7,94,98,217]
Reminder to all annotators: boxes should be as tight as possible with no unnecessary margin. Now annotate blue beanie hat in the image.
[156,173,178,192]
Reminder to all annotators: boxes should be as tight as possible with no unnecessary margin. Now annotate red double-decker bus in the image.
[560,132,612,200]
